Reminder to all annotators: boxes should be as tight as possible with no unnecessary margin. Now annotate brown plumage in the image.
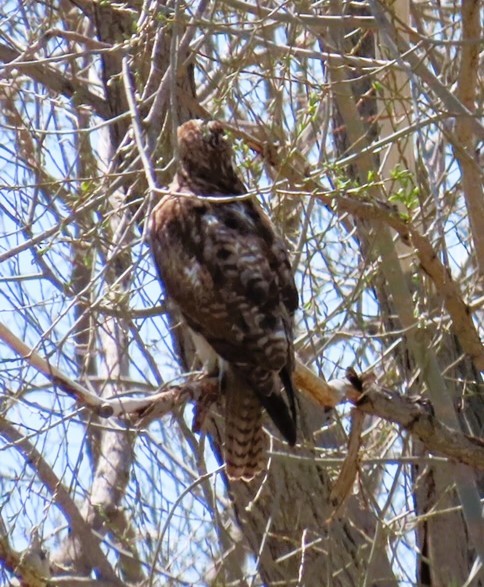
[149,119,298,480]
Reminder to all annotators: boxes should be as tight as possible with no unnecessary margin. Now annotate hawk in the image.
[150,119,298,480]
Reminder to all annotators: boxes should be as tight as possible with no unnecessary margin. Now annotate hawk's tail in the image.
[257,386,297,447]
[246,366,297,447]
[224,372,268,481]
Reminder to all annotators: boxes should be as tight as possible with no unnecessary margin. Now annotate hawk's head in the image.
[178,119,229,159]
[176,119,246,196]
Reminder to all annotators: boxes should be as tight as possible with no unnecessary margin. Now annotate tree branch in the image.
[2,321,483,472]
[345,376,484,471]
[0,418,123,585]
[216,122,484,372]
[0,43,110,119]
[0,517,50,587]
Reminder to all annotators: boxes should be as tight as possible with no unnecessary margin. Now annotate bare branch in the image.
[0,419,123,585]
[220,122,484,370]
[0,518,50,587]
[346,378,484,471]
[0,43,110,118]
[2,319,484,473]
[368,0,484,140]
[0,322,112,416]
[454,0,484,274]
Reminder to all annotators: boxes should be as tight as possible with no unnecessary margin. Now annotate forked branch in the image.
[1,321,483,471]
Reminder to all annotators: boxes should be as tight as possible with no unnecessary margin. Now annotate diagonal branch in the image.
[368,0,484,140]
[218,124,484,372]
[347,381,484,470]
[2,321,484,472]
[0,322,112,415]
[0,43,110,119]
[0,418,123,586]
[0,516,50,587]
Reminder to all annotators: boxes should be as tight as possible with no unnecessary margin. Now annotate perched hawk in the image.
[150,119,298,480]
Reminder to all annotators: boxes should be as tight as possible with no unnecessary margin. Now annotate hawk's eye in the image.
[205,121,227,148]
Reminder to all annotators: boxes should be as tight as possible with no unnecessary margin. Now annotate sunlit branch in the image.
[2,321,484,473]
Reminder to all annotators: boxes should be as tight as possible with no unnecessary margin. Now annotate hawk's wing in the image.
[150,194,297,370]
[150,191,298,476]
